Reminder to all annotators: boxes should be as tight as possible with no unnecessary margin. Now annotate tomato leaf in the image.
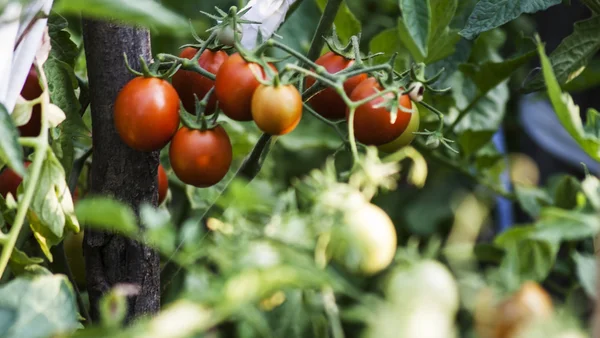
[54,0,188,35]
[523,16,600,93]
[572,252,597,299]
[8,248,44,277]
[562,59,600,93]
[550,175,581,210]
[459,0,562,40]
[314,0,361,43]
[369,28,411,71]
[581,0,600,13]
[75,197,138,236]
[399,0,430,56]
[0,103,25,176]
[0,275,80,338]
[537,37,600,162]
[514,185,553,219]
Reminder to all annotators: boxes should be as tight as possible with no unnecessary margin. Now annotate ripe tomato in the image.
[305,52,367,120]
[377,104,420,153]
[169,126,232,187]
[172,48,228,115]
[157,164,168,204]
[327,201,397,276]
[214,53,276,121]
[64,230,86,288]
[251,84,302,135]
[114,77,180,152]
[0,162,31,200]
[348,78,413,146]
[19,65,43,137]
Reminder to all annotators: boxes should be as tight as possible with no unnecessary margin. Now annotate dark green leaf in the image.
[459,0,562,40]
[0,103,25,176]
[581,174,600,210]
[399,0,431,56]
[581,0,600,14]
[54,0,188,35]
[369,28,411,71]
[573,252,596,299]
[550,175,582,210]
[75,197,138,236]
[47,12,79,67]
[8,248,44,277]
[532,208,600,242]
[314,0,361,43]
[524,16,600,92]
[0,275,80,338]
[514,185,553,218]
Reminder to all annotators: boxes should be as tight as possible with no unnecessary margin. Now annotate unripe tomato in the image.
[0,162,31,200]
[171,48,228,115]
[214,53,276,121]
[157,164,168,204]
[169,126,232,187]
[327,202,397,275]
[377,104,420,153]
[305,52,367,119]
[19,65,43,137]
[64,230,86,288]
[348,78,413,146]
[114,77,180,152]
[251,84,302,135]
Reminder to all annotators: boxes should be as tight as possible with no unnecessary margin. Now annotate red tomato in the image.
[0,162,31,200]
[114,77,180,152]
[169,126,232,187]
[19,66,43,137]
[305,52,367,120]
[158,164,168,204]
[251,84,302,135]
[171,48,228,115]
[348,78,413,146]
[377,104,420,153]
[214,53,276,121]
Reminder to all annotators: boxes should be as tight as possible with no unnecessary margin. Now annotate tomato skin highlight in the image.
[347,78,413,146]
[251,84,303,135]
[172,48,228,115]
[158,164,168,204]
[114,77,180,152]
[305,52,367,120]
[377,104,420,153]
[0,162,31,200]
[19,66,43,137]
[214,53,275,121]
[169,126,232,188]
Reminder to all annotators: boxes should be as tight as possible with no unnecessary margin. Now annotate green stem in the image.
[446,92,485,133]
[0,63,50,278]
[269,40,322,70]
[339,64,390,79]
[157,54,216,81]
[286,64,340,91]
[305,0,343,63]
[303,103,346,140]
[347,107,359,165]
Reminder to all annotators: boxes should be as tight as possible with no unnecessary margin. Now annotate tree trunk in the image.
[81,20,160,322]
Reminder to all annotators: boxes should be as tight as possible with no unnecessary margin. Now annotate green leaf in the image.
[537,37,600,161]
[8,248,44,277]
[54,0,188,35]
[532,208,600,242]
[0,275,80,338]
[397,18,426,62]
[573,252,596,299]
[550,175,582,210]
[314,0,361,43]
[140,204,176,255]
[369,28,411,71]
[580,0,600,15]
[563,59,600,93]
[514,185,553,219]
[75,197,138,236]
[582,174,600,210]
[523,16,600,92]
[459,0,562,40]
[47,12,79,67]
[399,0,431,56]
[0,103,25,176]
[425,29,460,63]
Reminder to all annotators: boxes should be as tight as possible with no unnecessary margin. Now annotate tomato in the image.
[64,230,86,288]
[214,53,276,121]
[114,77,180,151]
[171,48,228,115]
[377,104,420,153]
[0,162,30,200]
[305,52,367,120]
[18,65,43,137]
[251,84,302,135]
[157,164,168,204]
[348,78,413,146]
[327,201,397,275]
[169,125,232,187]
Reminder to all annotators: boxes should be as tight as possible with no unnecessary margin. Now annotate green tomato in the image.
[327,202,397,276]
[377,104,420,154]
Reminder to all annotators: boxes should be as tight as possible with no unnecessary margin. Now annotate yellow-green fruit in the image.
[328,202,397,276]
[378,104,420,153]
[64,231,85,288]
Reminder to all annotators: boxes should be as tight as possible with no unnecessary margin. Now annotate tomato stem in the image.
[157,53,216,81]
[347,107,360,166]
[305,0,343,63]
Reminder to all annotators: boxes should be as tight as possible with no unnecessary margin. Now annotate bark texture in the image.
[82,20,160,321]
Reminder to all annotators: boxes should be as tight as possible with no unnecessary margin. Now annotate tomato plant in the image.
[114,76,180,151]
[377,104,420,153]
[171,47,228,115]
[214,53,275,121]
[18,65,42,137]
[348,77,413,146]
[251,84,302,135]
[305,51,367,119]
[169,125,232,187]
[0,162,30,200]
